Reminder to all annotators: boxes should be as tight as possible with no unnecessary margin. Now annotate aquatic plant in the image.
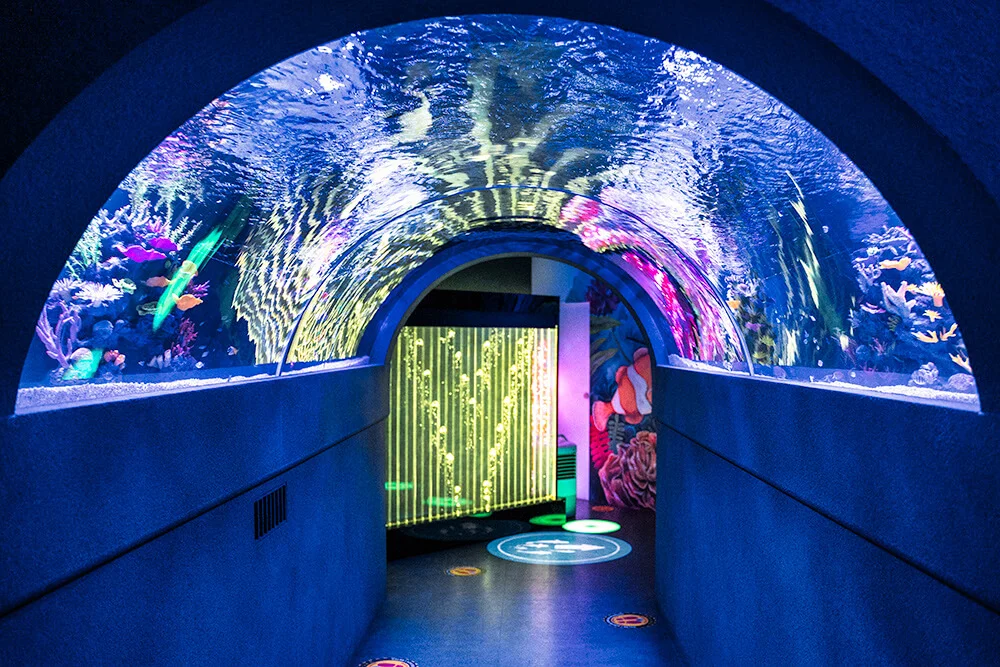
[74,282,124,308]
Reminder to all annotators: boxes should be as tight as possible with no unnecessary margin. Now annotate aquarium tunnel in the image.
[1,3,999,665]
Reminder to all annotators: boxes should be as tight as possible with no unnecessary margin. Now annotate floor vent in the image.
[254,485,287,539]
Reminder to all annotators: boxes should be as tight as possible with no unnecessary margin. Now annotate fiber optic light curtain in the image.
[386,326,558,528]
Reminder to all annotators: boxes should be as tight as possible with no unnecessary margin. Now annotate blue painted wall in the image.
[654,366,1000,662]
[0,366,388,664]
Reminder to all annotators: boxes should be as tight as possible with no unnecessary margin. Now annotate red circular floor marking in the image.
[447,566,482,576]
[606,613,655,628]
[591,505,615,513]
[359,659,417,667]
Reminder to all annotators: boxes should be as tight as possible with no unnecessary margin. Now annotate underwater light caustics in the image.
[18,14,977,412]
[385,326,558,529]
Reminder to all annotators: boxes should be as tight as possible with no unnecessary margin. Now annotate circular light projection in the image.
[590,505,616,513]
[19,14,979,413]
[529,514,568,526]
[563,519,621,534]
[446,566,482,577]
[605,613,655,629]
[359,659,418,667]
[471,512,493,518]
[487,532,632,565]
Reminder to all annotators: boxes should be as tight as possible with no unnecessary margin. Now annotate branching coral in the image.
[35,302,82,369]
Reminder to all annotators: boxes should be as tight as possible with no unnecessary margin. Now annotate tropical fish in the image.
[137,301,159,316]
[148,237,179,253]
[173,294,203,311]
[591,347,652,432]
[878,257,911,271]
[115,244,167,263]
[227,346,239,356]
[112,278,136,294]
[924,310,941,322]
[145,276,172,288]
[177,260,199,278]
[912,330,939,344]
[727,298,741,310]
[950,352,973,373]
[940,323,959,340]
[881,282,916,320]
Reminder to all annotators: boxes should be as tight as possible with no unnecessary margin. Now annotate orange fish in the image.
[727,298,741,310]
[145,276,172,287]
[879,257,911,271]
[592,347,653,432]
[173,294,203,311]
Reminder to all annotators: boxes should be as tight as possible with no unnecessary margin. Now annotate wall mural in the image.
[568,277,657,510]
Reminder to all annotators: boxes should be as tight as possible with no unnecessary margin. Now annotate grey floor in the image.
[351,505,683,666]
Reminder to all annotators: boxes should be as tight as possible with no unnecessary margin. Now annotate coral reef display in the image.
[18,15,978,411]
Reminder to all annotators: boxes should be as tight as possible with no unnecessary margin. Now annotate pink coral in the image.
[599,430,657,510]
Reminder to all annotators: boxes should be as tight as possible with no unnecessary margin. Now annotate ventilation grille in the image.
[254,485,287,539]
[556,452,576,480]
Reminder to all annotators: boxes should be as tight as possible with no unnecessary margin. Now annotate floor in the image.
[351,505,684,666]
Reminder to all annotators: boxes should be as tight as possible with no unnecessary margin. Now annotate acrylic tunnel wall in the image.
[1,5,999,665]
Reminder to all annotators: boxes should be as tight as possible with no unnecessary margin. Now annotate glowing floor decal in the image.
[447,566,482,577]
[605,613,655,628]
[486,531,632,565]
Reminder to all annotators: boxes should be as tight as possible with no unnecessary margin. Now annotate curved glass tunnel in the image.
[17,15,978,412]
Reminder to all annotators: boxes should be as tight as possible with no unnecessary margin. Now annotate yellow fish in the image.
[145,276,172,287]
[879,257,911,271]
[912,330,939,344]
[923,310,941,322]
[940,323,959,340]
[173,294,203,311]
[727,298,741,310]
[950,352,972,373]
[177,260,199,278]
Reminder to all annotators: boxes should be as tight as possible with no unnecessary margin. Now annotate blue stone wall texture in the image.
[654,367,1000,663]
[0,426,386,665]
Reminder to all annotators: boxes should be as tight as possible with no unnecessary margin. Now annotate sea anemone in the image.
[74,282,124,308]
[48,278,81,302]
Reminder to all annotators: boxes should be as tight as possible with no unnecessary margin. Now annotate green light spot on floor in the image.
[529,513,567,526]
[562,519,621,534]
[471,512,493,518]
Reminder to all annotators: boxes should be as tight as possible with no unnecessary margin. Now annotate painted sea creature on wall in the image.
[569,276,658,511]
[591,348,653,431]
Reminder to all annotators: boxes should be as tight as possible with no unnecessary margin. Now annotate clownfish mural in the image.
[591,348,653,432]
[568,276,659,511]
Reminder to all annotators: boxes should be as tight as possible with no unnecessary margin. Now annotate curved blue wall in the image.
[1,1,998,663]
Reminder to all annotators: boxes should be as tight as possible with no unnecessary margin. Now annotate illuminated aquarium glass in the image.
[17,15,978,411]
[385,326,558,529]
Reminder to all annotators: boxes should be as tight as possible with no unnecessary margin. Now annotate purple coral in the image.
[186,280,210,298]
[170,318,198,358]
[35,302,82,369]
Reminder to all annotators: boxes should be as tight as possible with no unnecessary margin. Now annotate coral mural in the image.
[570,276,658,510]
